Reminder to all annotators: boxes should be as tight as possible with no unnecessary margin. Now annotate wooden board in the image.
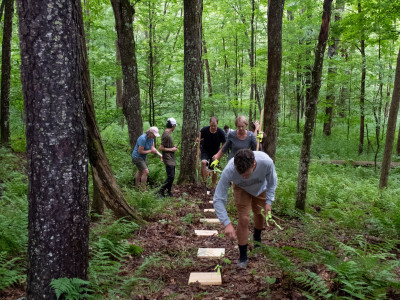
[204,208,215,212]
[197,248,225,257]
[194,230,218,236]
[188,272,222,285]
[208,201,213,204]
[200,218,219,223]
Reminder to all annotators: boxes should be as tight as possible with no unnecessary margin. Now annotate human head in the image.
[166,117,177,129]
[210,116,218,132]
[146,126,160,138]
[249,121,256,132]
[223,125,229,132]
[234,149,255,176]
[235,116,248,133]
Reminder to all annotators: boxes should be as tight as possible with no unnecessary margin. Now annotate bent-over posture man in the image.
[158,118,178,197]
[213,149,277,268]
[200,116,226,188]
[131,127,163,191]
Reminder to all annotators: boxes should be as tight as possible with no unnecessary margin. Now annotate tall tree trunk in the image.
[396,122,400,156]
[18,0,89,297]
[249,0,255,123]
[379,46,400,188]
[296,60,302,133]
[358,1,366,155]
[296,0,333,212]
[262,0,285,162]
[148,2,155,126]
[178,0,202,184]
[0,0,14,147]
[111,0,143,150]
[116,40,123,108]
[203,39,213,116]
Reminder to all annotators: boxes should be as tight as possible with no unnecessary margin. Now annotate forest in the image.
[1,0,400,299]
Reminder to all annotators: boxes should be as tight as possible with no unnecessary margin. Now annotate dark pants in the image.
[160,165,175,194]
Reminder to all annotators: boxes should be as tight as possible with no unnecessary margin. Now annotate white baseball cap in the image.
[168,117,177,126]
[148,126,160,137]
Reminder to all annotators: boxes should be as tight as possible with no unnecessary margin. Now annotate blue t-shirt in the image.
[132,134,154,159]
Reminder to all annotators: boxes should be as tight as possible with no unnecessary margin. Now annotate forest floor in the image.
[3,182,400,299]
[122,183,343,300]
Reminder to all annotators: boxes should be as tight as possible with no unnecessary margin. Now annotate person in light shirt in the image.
[213,149,277,268]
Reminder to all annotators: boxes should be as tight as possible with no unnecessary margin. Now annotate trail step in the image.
[197,248,225,257]
[200,218,219,223]
[208,201,213,204]
[195,229,218,236]
[188,272,222,285]
[204,208,215,212]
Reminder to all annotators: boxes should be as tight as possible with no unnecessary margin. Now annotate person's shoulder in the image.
[228,130,236,138]
[254,151,273,164]
[201,126,209,132]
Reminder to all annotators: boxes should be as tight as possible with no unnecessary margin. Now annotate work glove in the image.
[257,132,263,143]
[210,159,219,168]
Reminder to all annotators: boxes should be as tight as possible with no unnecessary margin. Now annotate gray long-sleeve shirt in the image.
[213,151,278,226]
[221,130,257,160]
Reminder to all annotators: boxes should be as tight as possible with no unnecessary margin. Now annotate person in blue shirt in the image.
[213,149,277,268]
[132,127,163,191]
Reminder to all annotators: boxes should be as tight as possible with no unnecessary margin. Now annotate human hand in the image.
[224,223,236,240]
[210,159,219,168]
[172,146,178,152]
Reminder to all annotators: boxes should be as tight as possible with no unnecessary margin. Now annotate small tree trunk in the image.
[262,0,285,162]
[379,46,400,188]
[0,0,14,147]
[296,0,333,212]
[358,1,366,155]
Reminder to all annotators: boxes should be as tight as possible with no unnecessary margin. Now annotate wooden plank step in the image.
[204,208,215,212]
[197,248,225,258]
[200,218,219,223]
[194,230,218,236]
[208,201,213,204]
[188,272,222,285]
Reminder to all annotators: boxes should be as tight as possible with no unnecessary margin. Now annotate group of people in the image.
[131,115,277,268]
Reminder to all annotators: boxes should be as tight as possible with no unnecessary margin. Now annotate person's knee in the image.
[238,214,250,226]
[143,168,149,175]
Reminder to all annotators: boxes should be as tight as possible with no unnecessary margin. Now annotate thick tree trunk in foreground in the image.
[379,46,400,189]
[80,5,145,223]
[111,0,143,150]
[178,0,202,184]
[263,0,285,162]
[18,0,89,297]
[0,0,14,147]
[296,0,333,212]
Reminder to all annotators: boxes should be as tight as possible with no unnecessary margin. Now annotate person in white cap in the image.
[158,117,178,197]
[131,126,163,191]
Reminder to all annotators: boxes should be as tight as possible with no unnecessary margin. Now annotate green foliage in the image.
[127,244,144,256]
[0,252,25,290]
[50,277,92,300]
[295,269,332,299]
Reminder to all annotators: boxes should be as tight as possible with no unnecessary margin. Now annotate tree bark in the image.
[18,0,89,297]
[0,0,13,147]
[358,1,366,155]
[111,0,143,150]
[379,46,400,188]
[296,0,333,212]
[262,0,285,162]
[178,0,202,184]
[116,40,123,108]
[80,8,145,223]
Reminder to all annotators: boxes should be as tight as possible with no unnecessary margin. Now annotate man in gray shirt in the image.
[213,149,277,268]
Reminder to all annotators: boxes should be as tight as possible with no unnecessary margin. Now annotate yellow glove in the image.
[257,132,263,143]
[210,159,219,168]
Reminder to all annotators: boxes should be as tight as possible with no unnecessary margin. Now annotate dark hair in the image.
[210,116,218,124]
[249,122,256,132]
[166,120,173,128]
[224,125,229,130]
[234,149,255,174]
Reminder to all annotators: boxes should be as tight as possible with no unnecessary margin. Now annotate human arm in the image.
[265,160,278,205]
[213,167,233,226]
[249,132,257,151]
[159,144,178,152]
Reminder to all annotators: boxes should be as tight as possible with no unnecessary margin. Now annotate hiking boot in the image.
[237,259,248,269]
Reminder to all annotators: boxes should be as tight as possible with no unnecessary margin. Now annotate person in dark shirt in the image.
[200,116,226,188]
[158,118,178,197]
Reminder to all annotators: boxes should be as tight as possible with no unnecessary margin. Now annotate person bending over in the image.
[200,116,226,188]
[213,149,277,268]
[131,127,162,191]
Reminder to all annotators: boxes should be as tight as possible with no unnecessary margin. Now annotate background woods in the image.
[1,0,400,298]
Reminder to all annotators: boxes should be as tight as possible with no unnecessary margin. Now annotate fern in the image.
[50,277,92,300]
[295,269,332,299]
[0,252,25,290]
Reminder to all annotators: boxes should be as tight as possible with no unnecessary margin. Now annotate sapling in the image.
[214,264,222,275]
[261,209,283,230]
